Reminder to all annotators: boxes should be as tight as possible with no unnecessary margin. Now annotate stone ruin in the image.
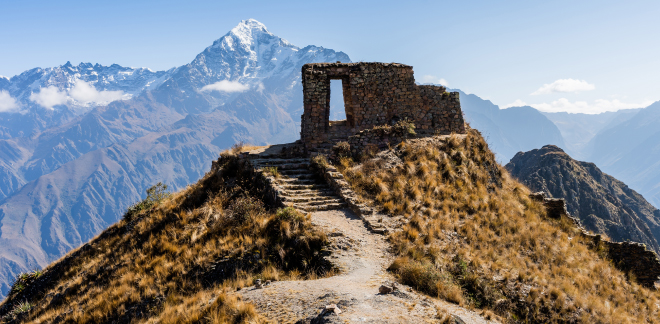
[531,192,660,288]
[299,62,466,153]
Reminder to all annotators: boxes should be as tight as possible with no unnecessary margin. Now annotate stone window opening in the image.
[327,77,355,130]
[329,79,346,121]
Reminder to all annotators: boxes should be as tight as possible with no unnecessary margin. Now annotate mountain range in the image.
[0,18,658,300]
[0,19,350,299]
[541,103,660,208]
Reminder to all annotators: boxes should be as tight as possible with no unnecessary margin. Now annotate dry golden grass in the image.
[0,149,329,324]
[337,129,660,323]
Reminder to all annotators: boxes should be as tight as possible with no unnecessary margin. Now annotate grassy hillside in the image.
[506,144,660,253]
[0,146,330,324]
[337,128,660,323]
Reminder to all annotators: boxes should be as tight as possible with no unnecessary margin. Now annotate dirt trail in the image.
[238,209,496,323]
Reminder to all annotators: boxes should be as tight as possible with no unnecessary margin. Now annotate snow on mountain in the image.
[3,62,174,113]
[154,19,350,112]
[0,19,355,301]
[1,18,349,119]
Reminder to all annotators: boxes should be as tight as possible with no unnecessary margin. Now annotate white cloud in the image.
[0,90,20,113]
[256,82,265,93]
[0,75,8,81]
[69,80,124,104]
[530,98,654,114]
[502,99,528,108]
[420,75,449,87]
[201,80,249,93]
[531,79,595,95]
[29,86,68,110]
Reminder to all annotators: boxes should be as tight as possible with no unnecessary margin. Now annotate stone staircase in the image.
[249,157,347,213]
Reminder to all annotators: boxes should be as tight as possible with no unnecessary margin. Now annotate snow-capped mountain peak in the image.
[185,19,348,92]
[228,19,273,46]
[1,19,349,118]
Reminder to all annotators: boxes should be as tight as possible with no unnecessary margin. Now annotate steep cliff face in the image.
[506,145,660,253]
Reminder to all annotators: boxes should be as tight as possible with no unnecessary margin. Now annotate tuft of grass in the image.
[311,154,329,170]
[332,141,351,158]
[389,257,463,305]
[10,301,32,316]
[262,166,280,178]
[7,269,43,297]
[337,129,660,323]
[276,206,304,222]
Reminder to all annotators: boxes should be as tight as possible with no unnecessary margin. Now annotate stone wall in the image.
[532,192,660,288]
[310,157,398,235]
[300,62,465,151]
[336,121,415,159]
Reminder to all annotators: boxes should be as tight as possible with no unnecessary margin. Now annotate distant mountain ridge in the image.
[457,91,565,162]
[536,103,660,209]
[0,18,627,300]
[506,145,660,253]
[541,109,640,160]
[0,19,350,299]
[585,102,660,209]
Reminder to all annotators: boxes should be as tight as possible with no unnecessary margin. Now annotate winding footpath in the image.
[238,208,496,323]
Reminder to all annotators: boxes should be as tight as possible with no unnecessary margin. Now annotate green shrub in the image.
[276,207,304,223]
[263,166,280,178]
[8,269,43,296]
[123,182,172,222]
[10,301,32,316]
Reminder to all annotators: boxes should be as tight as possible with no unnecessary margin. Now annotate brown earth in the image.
[239,208,497,323]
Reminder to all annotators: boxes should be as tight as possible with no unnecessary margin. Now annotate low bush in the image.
[122,182,171,222]
[262,166,280,178]
[332,141,351,158]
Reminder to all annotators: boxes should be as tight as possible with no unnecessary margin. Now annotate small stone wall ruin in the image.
[531,192,660,288]
[300,62,465,151]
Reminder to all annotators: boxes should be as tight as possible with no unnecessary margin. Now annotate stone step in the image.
[255,163,310,171]
[250,158,309,164]
[287,174,317,180]
[302,198,344,206]
[294,202,347,212]
[279,189,337,197]
[252,161,309,168]
[275,178,319,185]
[281,195,343,204]
[277,173,317,180]
[280,183,330,191]
[279,168,315,176]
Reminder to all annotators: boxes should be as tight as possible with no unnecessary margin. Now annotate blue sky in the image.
[1,0,658,113]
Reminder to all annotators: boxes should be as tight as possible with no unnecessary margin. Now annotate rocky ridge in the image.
[506,145,660,253]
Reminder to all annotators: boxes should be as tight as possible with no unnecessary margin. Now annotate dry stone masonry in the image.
[300,62,465,152]
[237,62,466,220]
[531,192,660,288]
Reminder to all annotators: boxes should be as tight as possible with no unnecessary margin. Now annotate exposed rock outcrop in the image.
[507,145,660,253]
